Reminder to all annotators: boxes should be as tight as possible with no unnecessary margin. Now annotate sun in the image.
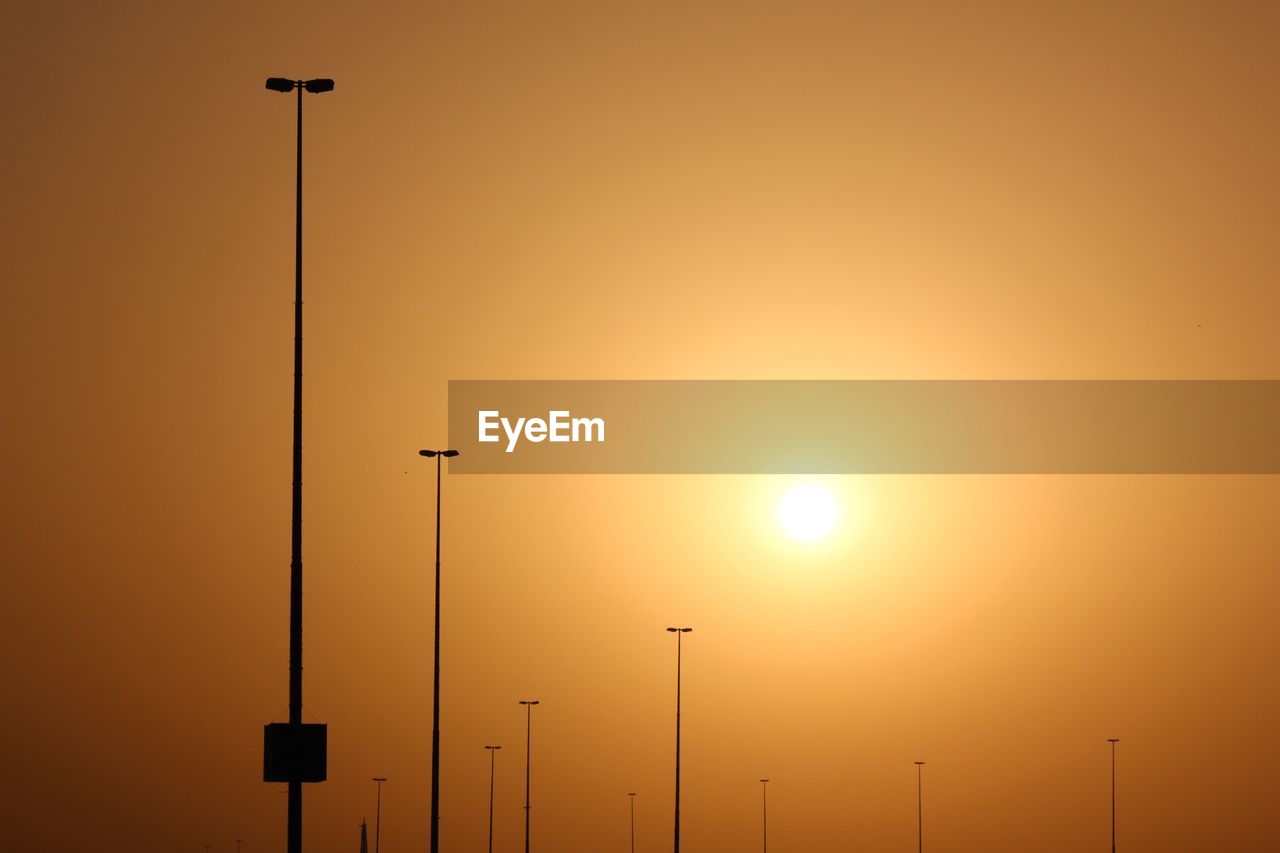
[778,484,838,542]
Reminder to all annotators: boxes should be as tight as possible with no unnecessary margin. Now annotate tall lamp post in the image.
[262,74,334,853]
[371,777,387,853]
[666,627,693,853]
[759,779,769,853]
[914,761,925,853]
[1107,738,1119,853]
[419,448,459,853]
[520,700,541,853]
[627,792,637,853]
[484,746,502,853]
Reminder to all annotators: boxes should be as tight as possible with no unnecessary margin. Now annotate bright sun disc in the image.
[778,484,838,542]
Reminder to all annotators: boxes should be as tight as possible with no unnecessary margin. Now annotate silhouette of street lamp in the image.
[484,746,502,853]
[236,840,243,853]
[666,627,693,853]
[914,761,925,853]
[262,73,334,853]
[1108,738,1119,853]
[759,779,770,853]
[627,792,637,853]
[419,448,459,853]
[371,777,387,853]
[519,700,541,853]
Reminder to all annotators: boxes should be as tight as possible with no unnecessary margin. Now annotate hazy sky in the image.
[3,2,1279,851]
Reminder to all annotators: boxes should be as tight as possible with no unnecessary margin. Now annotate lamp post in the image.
[262,74,334,853]
[759,779,769,853]
[485,746,502,853]
[666,627,693,853]
[418,448,459,853]
[236,840,243,853]
[519,700,540,853]
[1108,738,1119,853]
[371,777,387,853]
[627,792,637,853]
[914,761,925,853]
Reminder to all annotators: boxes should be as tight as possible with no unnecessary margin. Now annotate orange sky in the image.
[2,2,1279,851]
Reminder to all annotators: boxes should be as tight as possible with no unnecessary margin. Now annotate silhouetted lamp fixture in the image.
[264,77,336,94]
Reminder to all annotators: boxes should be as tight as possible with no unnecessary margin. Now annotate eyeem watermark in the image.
[478,409,606,453]
[448,380,1280,474]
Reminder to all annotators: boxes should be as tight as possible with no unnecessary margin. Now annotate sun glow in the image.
[778,484,838,542]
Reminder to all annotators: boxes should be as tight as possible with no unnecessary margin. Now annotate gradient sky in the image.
[3,2,1279,851]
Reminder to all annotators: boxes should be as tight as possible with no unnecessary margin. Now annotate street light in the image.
[261,73,334,853]
[759,779,769,853]
[371,777,387,853]
[419,447,459,853]
[1108,738,1120,853]
[627,792,637,853]
[666,627,693,853]
[519,699,541,853]
[914,761,925,853]
[484,746,502,853]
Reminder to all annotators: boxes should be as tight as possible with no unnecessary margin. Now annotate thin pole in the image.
[287,79,304,853]
[628,793,637,853]
[523,703,535,853]
[760,779,769,853]
[373,778,385,853]
[486,748,500,853]
[430,454,442,853]
[674,632,682,853]
[1109,739,1119,853]
[914,762,925,853]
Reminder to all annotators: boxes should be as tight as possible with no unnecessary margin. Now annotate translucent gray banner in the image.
[445,380,1280,474]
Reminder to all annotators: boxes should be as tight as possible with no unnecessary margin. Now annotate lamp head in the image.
[265,77,296,93]
[304,78,335,93]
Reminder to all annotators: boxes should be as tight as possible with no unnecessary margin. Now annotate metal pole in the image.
[628,793,637,853]
[914,761,925,853]
[524,703,534,853]
[1109,739,1119,853]
[287,79,304,853]
[373,778,385,853]
[430,454,442,853]
[760,779,769,853]
[487,748,499,853]
[674,631,682,853]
